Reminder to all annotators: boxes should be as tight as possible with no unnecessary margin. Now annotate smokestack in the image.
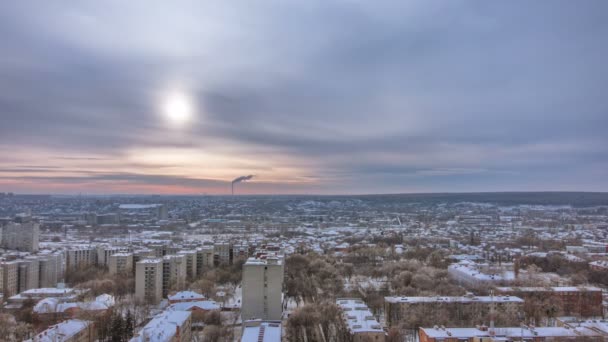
[231,175,255,195]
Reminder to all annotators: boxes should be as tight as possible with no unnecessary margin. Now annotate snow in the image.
[241,321,282,342]
[27,319,92,342]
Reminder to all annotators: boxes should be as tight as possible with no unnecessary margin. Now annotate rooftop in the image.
[336,298,384,334]
[27,319,92,342]
[241,320,282,342]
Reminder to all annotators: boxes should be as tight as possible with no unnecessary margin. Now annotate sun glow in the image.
[163,92,192,126]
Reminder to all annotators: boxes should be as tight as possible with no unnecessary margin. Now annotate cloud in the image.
[0,1,606,193]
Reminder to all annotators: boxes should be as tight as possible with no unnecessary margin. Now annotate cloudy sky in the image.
[0,1,606,195]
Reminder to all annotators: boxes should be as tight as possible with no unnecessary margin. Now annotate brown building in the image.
[419,325,605,342]
[385,294,524,328]
[496,286,603,318]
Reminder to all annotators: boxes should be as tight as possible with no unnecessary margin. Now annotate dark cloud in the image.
[0,1,606,193]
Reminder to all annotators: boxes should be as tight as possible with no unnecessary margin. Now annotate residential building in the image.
[177,250,197,279]
[196,246,214,275]
[418,325,605,342]
[241,320,282,342]
[130,309,192,342]
[1,221,39,252]
[214,242,231,265]
[27,319,95,342]
[496,286,603,318]
[66,246,97,271]
[242,256,283,321]
[135,258,163,304]
[337,298,385,342]
[384,294,524,327]
[109,253,134,275]
[162,255,187,297]
[2,261,19,297]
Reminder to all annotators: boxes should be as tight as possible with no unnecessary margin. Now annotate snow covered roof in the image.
[170,300,220,311]
[130,310,191,342]
[27,319,92,342]
[241,321,282,342]
[336,298,384,334]
[385,295,524,304]
[168,291,204,301]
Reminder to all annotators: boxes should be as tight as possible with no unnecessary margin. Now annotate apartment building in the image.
[135,258,163,304]
[38,252,64,288]
[130,309,192,342]
[18,258,40,293]
[496,286,603,318]
[384,294,524,327]
[242,256,283,321]
[177,250,197,279]
[2,261,19,297]
[214,242,231,265]
[418,325,605,342]
[27,319,95,342]
[162,255,187,297]
[337,298,385,342]
[66,246,97,271]
[1,221,39,252]
[97,245,130,267]
[196,246,214,275]
[109,253,134,275]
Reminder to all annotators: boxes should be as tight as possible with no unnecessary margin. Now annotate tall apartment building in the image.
[177,250,197,279]
[384,295,524,328]
[196,246,214,275]
[109,253,134,275]
[214,242,231,266]
[242,256,283,321]
[38,252,64,287]
[18,258,39,293]
[132,249,155,276]
[162,255,187,297]
[2,261,19,297]
[135,259,163,304]
[97,245,130,267]
[66,246,97,270]
[1,221,39,252]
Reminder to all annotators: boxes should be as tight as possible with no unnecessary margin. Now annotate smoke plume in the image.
[231,175,255,195]
[232,175,255,184]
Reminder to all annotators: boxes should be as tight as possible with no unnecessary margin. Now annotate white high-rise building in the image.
[38,252,64,287]
[162,254,187,296]
[109,253,134,275]
[66,246,97,270]
[1,221,39,252]
[135,258,163,304]
[242,256,283,321]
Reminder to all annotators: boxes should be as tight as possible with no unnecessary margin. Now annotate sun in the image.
[163,92,192,126]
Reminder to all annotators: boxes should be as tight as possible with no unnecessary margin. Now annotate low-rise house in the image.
[130,309,192,342]
[241,320,282,342]
[337,298,385,342]
[168,290,205,304]
[27,319,95,342]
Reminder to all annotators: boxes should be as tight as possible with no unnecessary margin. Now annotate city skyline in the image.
[1,1,607,195]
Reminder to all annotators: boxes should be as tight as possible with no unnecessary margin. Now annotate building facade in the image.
[242,257,283,321]
[135,259,163,304]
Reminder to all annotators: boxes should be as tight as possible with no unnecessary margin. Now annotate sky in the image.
[0,1,607,195]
